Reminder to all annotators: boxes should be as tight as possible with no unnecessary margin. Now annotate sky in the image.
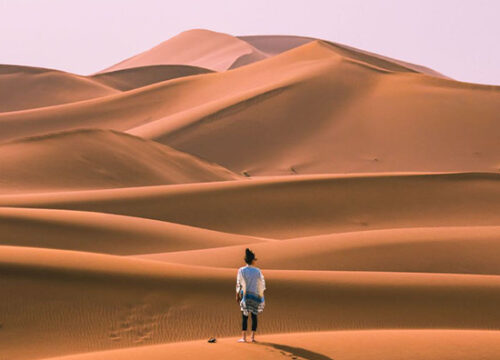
[0,0,499,85]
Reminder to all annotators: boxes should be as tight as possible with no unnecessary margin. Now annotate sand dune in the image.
[322,40,450,78]
[238,35,314,55]
[138,226,500,274]
[0,129,239,193]
[0,38,307,143]
[100,29,449,76]
[0,173,497,238]
[91,64,213,91]
[0,207,265,255]
[0,64,118,112]
[240,34,448,77]
[1,41,498,177]
[39,330,500,360]
[1,28,499,360]
[129,41,500,175]
[0,63,211,114]
[99,29,268,73]
[3,245,500,360]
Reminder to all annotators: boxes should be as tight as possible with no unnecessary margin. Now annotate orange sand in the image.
[0,29,499,360]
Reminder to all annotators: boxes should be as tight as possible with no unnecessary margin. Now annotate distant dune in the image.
[91,64,213,91]
[1,29,499,360]
[98,29,268,73]
[129,40,500,175]
[0,64,118,112]
[2,37,497,175]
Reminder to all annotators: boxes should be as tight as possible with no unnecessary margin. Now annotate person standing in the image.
[236,248,266,343]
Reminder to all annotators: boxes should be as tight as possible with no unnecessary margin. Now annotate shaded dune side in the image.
[227,34,314,69]
[0,129,240,193]
[0,65,118,112]
[0,173,498,238]
[138,226,500,274]
[39,330,500,360]
[90,64,213,91]
[238,35,315,55]
[3,246,500,360]
[0,207,266,255]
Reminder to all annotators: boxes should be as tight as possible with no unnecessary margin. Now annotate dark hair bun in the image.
[244,248,255,264]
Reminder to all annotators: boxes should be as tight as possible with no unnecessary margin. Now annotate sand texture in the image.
[0,29,499,360]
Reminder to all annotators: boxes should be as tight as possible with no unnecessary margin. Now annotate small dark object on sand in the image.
[208,337,216,343]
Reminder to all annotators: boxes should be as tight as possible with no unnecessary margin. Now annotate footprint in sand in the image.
[108,302,156,344]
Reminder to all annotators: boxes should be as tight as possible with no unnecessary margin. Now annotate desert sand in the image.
[0,29,499,360]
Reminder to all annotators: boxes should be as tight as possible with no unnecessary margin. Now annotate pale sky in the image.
[1,0,499,85]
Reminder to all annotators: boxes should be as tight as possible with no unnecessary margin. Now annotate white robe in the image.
[236,265,266,315]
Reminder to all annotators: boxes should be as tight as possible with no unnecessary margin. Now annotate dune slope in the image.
[99,29,267,73]
[3,246,500,360]
[39,330,500,360]
[0,129,239,193]
[0,65,118,112]
[138,226,500,274]
[91,64,213,91]
[2,41,498,177]
[129,41,500,175]
[239,34,447,77]
[0,207,265,255]
[0,173,497,238]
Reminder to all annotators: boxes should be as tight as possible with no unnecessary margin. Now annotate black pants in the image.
[242,312,258,331]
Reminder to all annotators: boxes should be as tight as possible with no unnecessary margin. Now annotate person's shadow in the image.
[257,342,333,360]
